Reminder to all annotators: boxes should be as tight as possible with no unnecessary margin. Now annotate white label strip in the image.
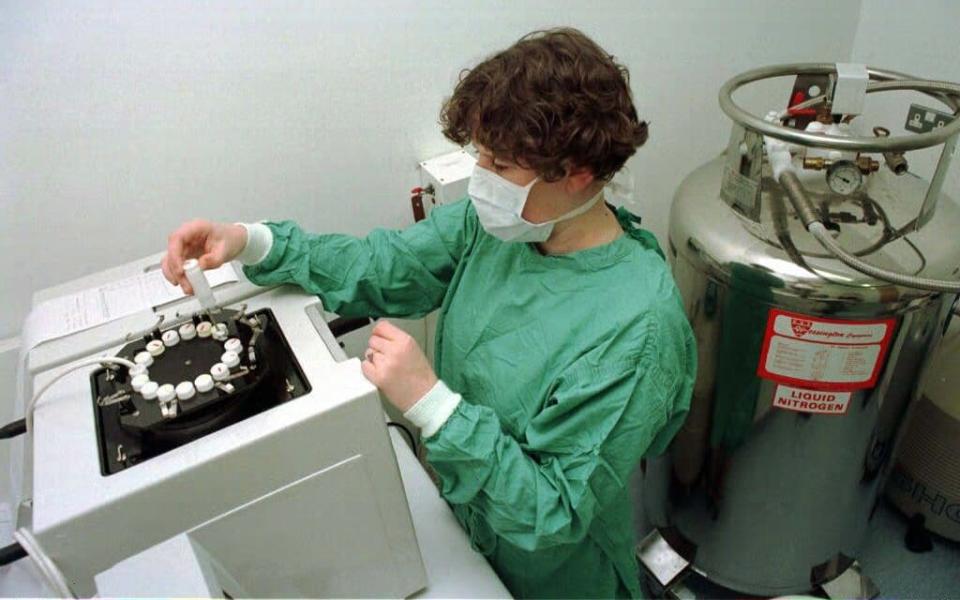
[773,384,852,415]
[764,336,882,385]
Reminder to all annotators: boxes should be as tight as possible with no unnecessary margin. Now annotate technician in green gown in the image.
[164,28,696,599]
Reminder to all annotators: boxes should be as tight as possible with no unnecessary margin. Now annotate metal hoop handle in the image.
[718,63,960,153]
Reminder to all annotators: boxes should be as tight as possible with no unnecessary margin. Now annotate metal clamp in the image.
[637,529,691,598]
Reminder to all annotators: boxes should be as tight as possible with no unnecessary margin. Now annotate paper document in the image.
[21,263,238,351]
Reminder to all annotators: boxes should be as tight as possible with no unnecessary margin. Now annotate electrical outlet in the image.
[905,103,955,134]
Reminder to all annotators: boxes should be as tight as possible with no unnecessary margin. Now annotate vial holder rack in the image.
[89,307,311,475]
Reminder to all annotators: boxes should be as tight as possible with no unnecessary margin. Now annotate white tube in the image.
[14,312,164,529]
[26,357,136,432]
[183,258,218,312]
[13,528,74,598]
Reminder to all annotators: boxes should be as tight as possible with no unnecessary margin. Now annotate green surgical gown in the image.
[244,198,696,598]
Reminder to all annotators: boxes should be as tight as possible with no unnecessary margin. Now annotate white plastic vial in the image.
[146,340,166,357]
[141,381,159,400]
[210,362,230,381]
[221,351,240,369]
[212,323,229,342]
[162,330,181,347]
[224,338,243,354]
[179,322,197,341]
[128,364,149,379]
[195,373,215,393]
[134,351,154,368]
[157,384,176,404]
[176,381,196,401]
[183,258,218,312]
[131,374,150,392]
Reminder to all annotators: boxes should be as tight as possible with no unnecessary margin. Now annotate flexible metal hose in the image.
[808,222,960,293]
[778,171,960,293]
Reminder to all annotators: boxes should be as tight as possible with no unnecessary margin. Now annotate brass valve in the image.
[873,127,909,175]
[803,156,879,174]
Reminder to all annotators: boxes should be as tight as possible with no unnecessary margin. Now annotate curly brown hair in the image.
[440,27,648,182]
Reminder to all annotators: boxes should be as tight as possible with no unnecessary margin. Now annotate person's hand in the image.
[162,220,247,294]
[361,320,438,412]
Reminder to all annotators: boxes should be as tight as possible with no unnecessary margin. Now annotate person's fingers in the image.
[179,275,194,296]
[161,253,176,285]
[360,355,377,383]
[371,319,401,341]
[368,336,390,353]
[163,248,194,294]
[197,251,220,270]
[168,219,217,275]
[166,230,187,280]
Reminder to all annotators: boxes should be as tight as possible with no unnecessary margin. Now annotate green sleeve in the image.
[424,316,695,551]
[242,198,478,319]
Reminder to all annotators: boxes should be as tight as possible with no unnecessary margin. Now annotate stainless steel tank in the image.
[641,64,960,597]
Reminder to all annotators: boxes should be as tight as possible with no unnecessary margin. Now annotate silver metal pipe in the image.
[777,171,960,293]
[917,132,959,228]
[718,64,960,152]
[869,66,960,112]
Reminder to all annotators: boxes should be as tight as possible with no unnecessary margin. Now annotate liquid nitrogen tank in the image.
[640,63,960,598]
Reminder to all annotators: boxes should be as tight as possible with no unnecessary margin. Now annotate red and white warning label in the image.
[757,309,895,391]
[773,384,852,415]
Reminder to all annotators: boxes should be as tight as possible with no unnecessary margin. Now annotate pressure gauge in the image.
[826,160,863,195]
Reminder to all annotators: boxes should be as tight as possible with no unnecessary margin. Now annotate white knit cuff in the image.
[236,223,274,265]
[403,380,462,439]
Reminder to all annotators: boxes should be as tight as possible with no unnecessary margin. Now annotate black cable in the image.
[0,419,26,440]
[387,421,417,454]
[0,541,27,567]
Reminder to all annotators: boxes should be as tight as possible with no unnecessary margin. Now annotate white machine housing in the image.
[418,149,476,216]
[18,256,427,597]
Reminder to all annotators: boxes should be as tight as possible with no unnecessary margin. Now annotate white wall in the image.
[0,0,863,339]
[850,0,960,199]
[852,0,960,85]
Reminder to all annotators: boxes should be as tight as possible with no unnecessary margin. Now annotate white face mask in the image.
[467,164,602,243]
